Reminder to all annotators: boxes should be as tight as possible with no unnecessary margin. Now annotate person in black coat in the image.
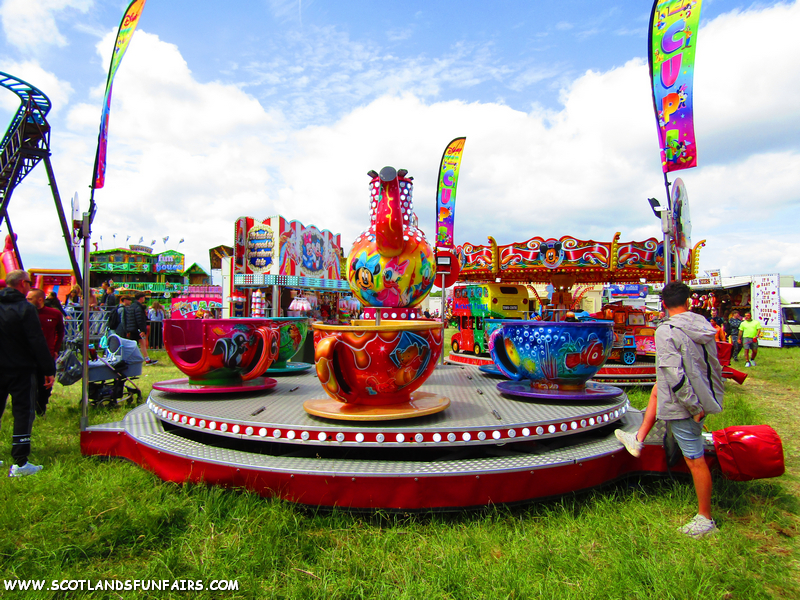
[0,270,55,476]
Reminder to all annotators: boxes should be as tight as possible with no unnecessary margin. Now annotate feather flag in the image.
[150,239,156,246]
[138,236,144,243]
[91,0,147,190]
[163,236,169,243]
[648,0,702,173]
[435,137,466,249]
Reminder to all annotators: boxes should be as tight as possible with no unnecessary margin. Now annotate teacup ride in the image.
[490,319,623,402]
[81,163,784,510]
[304,166,449,420]
[154,318,280,394]
[261,317,313,375]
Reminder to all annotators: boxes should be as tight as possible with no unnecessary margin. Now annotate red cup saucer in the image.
[152,377,278,394]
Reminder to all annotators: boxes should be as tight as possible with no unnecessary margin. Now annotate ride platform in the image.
[81,364,707,510]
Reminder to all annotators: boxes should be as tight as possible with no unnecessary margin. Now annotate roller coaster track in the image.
[0,71,82,284]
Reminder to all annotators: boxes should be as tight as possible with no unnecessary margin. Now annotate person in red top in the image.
[26,288,65,416]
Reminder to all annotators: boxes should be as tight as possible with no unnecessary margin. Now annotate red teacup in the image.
[164,318,279,385]
[312,320,443,405]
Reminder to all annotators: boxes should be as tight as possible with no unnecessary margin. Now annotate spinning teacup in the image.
[489,320,614,391]
[164,318,279,385]
[312,320,443,405]
[266,317,309,368]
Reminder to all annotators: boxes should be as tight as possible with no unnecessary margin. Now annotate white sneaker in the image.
[745,361,751,367]
[8,463,43,477]
[751,360,756,367]
[678,514,718,539]
[615,429,644,457]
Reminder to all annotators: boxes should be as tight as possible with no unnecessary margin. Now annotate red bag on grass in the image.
[712,425,785,481]
[715,341,732,366]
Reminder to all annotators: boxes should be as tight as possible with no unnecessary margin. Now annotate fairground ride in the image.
[0,71,81,285]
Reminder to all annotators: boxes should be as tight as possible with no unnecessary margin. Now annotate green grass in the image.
[1,346,798,599]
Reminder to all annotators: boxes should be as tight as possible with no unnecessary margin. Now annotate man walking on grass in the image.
[0,270,55,477]
[615,281,724,538]
[738,312,761,368]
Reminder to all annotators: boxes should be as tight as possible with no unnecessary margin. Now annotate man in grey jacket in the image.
[616,281,724,538]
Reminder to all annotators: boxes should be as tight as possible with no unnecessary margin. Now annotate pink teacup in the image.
[312,320,443,405]
[164,318,279,385]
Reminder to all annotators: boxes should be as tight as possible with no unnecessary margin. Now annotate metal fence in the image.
[63,308,165,350]
[63,307,112,346]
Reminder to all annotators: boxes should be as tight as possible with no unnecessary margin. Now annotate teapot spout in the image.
[375,166,404,257]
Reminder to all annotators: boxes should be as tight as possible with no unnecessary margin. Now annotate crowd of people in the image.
[0,275,173,478]
[0,270,59,477]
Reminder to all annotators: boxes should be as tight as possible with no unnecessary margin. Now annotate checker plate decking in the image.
[82,364,704,510]
[145,364,630,448]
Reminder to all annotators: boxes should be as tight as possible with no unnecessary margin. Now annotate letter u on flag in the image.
[648,0,702,173]
[92,0,147,190]
[435,137,466,250]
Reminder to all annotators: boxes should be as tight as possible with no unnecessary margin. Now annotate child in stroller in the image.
[87,334,144,407]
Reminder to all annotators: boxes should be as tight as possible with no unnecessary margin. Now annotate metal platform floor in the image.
[80,363,701,509]
[145,364,631,449]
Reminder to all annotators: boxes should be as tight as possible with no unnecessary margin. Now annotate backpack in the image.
[107,306,122,331]
[56,349,82,386]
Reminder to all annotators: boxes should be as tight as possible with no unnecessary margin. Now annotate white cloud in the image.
[5,1,800,286]
[0,0,91,53]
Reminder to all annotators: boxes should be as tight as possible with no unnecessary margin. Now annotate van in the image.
[783,304,800,347]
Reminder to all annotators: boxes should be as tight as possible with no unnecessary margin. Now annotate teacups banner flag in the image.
[435,137,466,249]
[92,0,147,190]
[648,0,702,173]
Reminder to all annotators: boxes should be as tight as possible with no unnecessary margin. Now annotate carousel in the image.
[446,232,706,387]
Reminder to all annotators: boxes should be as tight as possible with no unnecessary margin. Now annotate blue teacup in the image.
[489,320,614,390]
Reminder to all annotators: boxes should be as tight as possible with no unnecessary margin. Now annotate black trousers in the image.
[0,370,37,467]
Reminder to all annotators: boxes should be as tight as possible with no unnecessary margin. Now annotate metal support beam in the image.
[3,213,23,270]
[42,154,82,288]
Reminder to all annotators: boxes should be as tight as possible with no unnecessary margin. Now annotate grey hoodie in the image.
[655,310,724,420]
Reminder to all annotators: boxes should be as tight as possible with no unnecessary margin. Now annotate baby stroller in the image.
[87,334,144,408]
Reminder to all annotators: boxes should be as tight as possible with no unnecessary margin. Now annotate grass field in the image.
[1,338,798,599]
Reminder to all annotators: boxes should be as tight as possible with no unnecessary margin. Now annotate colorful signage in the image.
[435,137,466,249]
[155,252,185,273]
[456,233,700,284]
[648,0,702,173]
[608,284,648,298]
[752,274,781,347]
[234,216,342,281]
[170,297,223,319]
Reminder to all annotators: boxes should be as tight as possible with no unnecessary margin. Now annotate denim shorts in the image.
[668,417,705,460]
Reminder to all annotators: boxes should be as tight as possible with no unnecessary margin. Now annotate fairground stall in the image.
[448,232,705,387]
[221,216,353,322]
[688,272,795,348]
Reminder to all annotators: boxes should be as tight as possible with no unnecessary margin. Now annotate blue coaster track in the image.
[0,71,82,283]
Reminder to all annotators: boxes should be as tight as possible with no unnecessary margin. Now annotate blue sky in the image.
[1,0,799,280]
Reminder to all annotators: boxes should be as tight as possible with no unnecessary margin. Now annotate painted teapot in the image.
[347,166,435,308]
